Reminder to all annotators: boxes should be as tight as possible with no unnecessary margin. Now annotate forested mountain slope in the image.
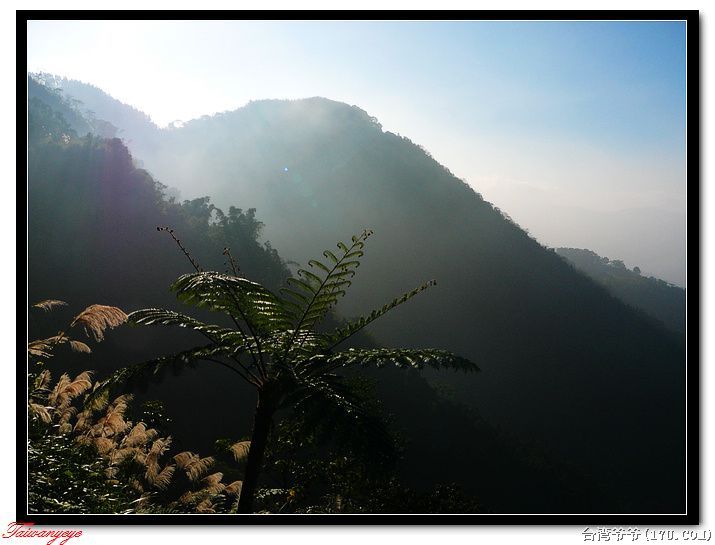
[556,247,686,334]
[29,76,687,512]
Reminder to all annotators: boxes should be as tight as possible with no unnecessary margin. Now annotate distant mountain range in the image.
[556,247,685,334]
[27,73,688,513]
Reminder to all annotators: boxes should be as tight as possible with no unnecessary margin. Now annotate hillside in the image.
[29,75,688,513]
[27,90,617,513]
[556,247,686,334]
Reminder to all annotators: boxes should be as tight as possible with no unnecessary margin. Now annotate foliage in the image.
[93,230,478,512]
[27,301,248,514]
[27,76,687,513]
[28,428,137,514]
[28,300,138,513]
[255,380,482,514]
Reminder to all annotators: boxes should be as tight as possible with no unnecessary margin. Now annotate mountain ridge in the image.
[28,74,688,512]
[556,246,686,334]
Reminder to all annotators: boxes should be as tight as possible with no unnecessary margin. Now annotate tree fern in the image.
[100,228,477,513]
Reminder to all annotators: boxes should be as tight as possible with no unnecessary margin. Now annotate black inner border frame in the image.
[17,9,700,526]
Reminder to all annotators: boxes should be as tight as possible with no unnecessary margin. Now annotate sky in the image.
[26,19,688,285]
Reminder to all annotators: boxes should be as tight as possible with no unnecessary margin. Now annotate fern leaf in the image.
[285,370,392,450]
[297,269,324,287]
[327,279,437,348]
[308,259,331,274]
[286,277,317,295]
[130,308,245,347]
[300,348,479,373]
[284,229,372,335]
[170,272,293,333]
[322,250,339,264]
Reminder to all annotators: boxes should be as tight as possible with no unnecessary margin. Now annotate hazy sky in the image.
[26,19,687,285]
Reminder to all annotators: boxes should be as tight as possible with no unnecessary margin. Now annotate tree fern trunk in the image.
[237,392,274,514]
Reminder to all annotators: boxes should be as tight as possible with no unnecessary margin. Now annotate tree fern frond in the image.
[301,348,479,373]
[297,268,324,288]
[170,272,293,333]
[283,229,372,338]
[285,371,392,450]
[129,308,245,347]
[280,288,310,306]
[286,277,318,296]
[307,259,331,274]
[322,249,339,264]
[327,279,437,349]
[260,329,325,359]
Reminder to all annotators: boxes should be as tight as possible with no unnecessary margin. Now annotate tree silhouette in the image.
[92,229,478,513]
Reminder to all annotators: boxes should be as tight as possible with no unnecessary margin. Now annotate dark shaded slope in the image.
[130,98,686,513]
[28,109,288,456]
[556,247,686,334]
[27,96,617,513]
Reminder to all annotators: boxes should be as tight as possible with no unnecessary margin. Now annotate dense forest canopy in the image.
[27,74,687,513]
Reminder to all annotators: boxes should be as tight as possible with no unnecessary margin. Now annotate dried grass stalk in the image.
[174,451,215,482]
[195,499,215,513]
[69,340,92,354]
[224,480,243,496]
[200,472,225,495]
[230,440,251,463]
[29,402,51,424]
[71,305,128,342]
[33,300,67,312]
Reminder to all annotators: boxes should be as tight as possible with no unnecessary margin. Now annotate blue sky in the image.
[26,19,688,285]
